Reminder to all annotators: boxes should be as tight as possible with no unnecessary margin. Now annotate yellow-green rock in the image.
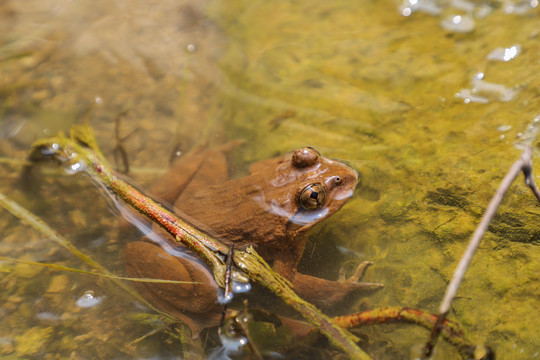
[15,326,53,356]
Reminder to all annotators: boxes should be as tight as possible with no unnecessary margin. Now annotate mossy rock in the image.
[15,326,53,356]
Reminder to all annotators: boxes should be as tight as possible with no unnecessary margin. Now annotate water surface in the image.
[0,0,539,359]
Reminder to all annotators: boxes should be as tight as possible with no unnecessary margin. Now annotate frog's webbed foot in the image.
[289,260,383,308]
[338,261,384,289]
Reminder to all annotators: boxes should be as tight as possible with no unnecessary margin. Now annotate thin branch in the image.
[422,145,540,359]
[0,256,199,284]
[333,307,484,359]
[0,189,172,319]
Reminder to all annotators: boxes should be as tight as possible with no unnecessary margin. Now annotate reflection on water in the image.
[455,72,517,104]
[1,0,539,358]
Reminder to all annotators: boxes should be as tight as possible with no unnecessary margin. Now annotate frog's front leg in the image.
[292,272,383,308]
[273,254,383,308]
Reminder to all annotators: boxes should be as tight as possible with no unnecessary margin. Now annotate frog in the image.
[123,145,382,334]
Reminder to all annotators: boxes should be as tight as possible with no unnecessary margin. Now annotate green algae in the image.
[207,0,540,358]
[1,0,539,358]
[14,326,53,356]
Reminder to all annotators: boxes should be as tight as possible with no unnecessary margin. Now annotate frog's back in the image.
[175,174,291,252]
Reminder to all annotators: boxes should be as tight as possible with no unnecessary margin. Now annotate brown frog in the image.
[123,145,380,333]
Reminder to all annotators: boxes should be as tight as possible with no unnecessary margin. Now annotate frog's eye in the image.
[299,183,326,210]
[292,147,320,168]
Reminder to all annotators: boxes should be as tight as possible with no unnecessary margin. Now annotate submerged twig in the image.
[422,145,540,359]
[113,110,139,174]
[26,125,371,360]
[0,189,110,273]
[219,300,263,360]
[219,245,235,331]
[334,307,485,359]
[0,189,174,319]
[0,256,198,285]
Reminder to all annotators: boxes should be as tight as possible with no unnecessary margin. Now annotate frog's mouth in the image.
[260,196,332,226]
[289,207,331,226]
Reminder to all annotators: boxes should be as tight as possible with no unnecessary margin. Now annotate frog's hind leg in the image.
[123,240,222,336]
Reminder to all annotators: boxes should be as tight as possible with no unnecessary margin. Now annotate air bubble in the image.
[40,146,57,157]
[232,281,251,293]
[218,290,233,305]
[65,161,85,175]
[76,290,104,308]
[487,45,521,62]
[210,335,248,359]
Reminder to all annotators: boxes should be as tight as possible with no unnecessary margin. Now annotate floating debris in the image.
[399,0,496,29]
[515,114,540,148]
[440,14,475,33]
[450,0,476,12]
[399,0,443,17]
[455,73,517,103]
[35,312,62,321]
[471,76,516,101]
[504,0,539,14]
[454,89,489,104]
[498,125,512,140]
[487,44,521,61]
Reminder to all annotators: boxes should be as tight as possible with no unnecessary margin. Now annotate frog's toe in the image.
[338,260,372,282]
[338,261,384,288]
[352,281,384,289]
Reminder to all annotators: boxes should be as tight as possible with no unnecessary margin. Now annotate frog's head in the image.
[253,147,358,235]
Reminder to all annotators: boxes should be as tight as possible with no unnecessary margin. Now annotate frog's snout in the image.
[325,169,358,202]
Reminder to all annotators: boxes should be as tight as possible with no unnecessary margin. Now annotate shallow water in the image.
[1,0,539,359]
